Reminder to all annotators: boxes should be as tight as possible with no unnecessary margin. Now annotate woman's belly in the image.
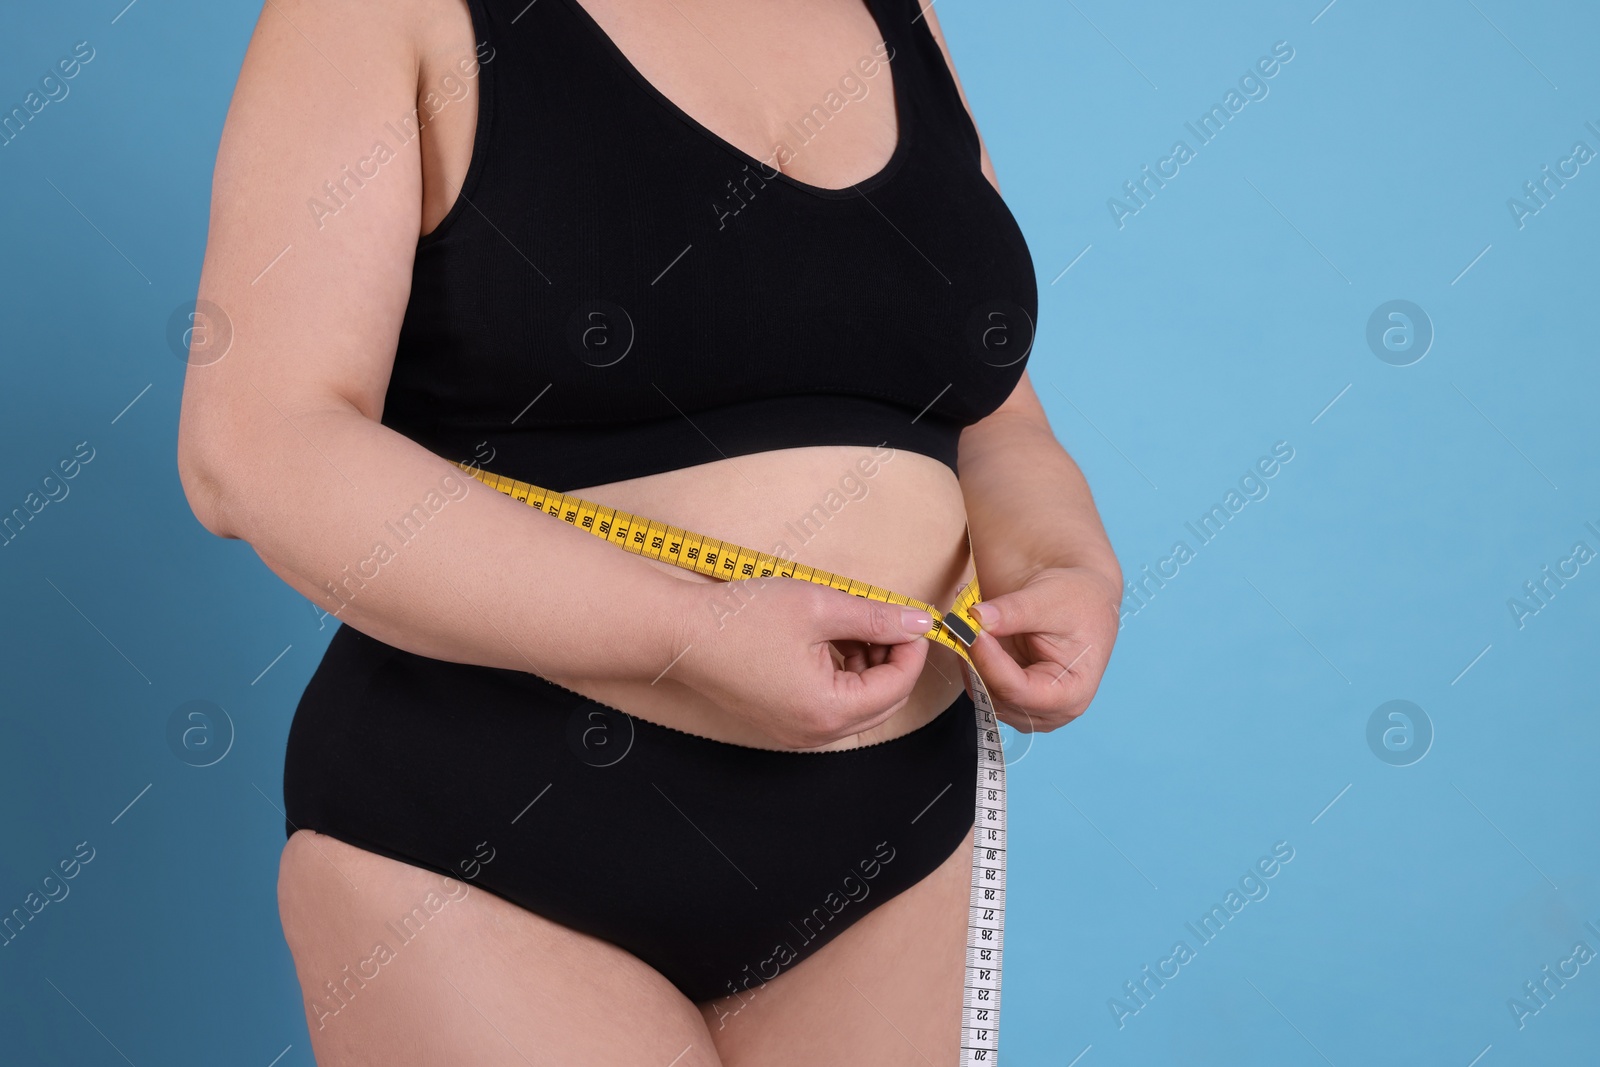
[545,443,974,750]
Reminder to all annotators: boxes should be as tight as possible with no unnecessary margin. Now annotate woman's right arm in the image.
[177,0,697,685]
[177,0,929,742]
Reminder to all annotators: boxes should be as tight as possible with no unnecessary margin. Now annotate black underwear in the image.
[283,625,977,1003]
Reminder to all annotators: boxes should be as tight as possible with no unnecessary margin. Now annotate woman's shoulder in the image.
[180,0,471,468]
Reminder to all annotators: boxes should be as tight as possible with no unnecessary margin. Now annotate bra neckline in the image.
[552,0,916,202]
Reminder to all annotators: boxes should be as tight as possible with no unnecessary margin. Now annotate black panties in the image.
[283,625,976,1003]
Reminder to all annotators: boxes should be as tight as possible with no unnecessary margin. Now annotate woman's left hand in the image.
[965,565,1121,731]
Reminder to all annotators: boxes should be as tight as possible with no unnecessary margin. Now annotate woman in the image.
[177,0,1121,1062]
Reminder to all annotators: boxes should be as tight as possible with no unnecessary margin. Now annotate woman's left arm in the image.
[959,374,1123,731]
[917,6,1124,730]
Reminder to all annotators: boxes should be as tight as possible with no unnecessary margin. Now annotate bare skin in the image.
[180,0,1122,1062]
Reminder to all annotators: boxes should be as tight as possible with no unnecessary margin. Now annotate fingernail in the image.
[900,608,934,635]
[971,602,996,627]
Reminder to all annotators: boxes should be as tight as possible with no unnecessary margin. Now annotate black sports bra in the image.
[384,0,1037,491]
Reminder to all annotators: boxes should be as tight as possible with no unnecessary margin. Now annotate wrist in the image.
[977,539,1122,600]
[630,570,714,688]
[1069,554,1123,600]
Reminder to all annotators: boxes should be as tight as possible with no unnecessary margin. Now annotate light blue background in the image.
[2,1,1596,1064]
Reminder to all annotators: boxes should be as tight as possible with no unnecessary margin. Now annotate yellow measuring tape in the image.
[456,461,990,661]
[459,461,1009,1064]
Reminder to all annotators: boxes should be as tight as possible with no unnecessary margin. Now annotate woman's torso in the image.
[392,0,1034,748]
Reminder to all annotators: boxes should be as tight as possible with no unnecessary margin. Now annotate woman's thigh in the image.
[278,830,723,1066]
[699,824,973,1066]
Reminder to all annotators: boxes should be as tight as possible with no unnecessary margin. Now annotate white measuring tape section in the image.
[458,462,1009,1064]
[963,662,1006,1064]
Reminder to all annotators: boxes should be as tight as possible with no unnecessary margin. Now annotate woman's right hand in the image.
[672,576,934,749]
